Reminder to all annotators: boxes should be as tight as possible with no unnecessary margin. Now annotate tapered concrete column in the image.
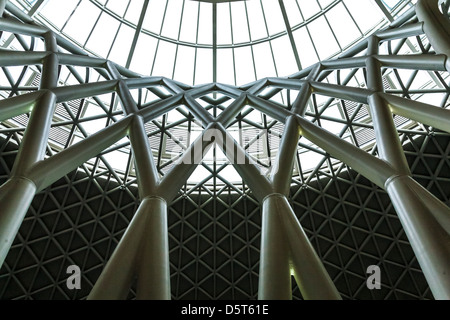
[136,196,171,300]
[0,177,36,266]
[367,93,411,176]
[88,199,153,300]
[271,117,301,195]
[258,194,292,300]
[0,91,56,268]
[259,194,341,300]
[88,196,170,300]
[0,0,6,17]
[386,175,450,300]
[128,116,160,197]
[10,91,56,177]
[272,194,341,300]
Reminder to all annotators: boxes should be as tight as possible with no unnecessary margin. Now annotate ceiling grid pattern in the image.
[0,131,448,299]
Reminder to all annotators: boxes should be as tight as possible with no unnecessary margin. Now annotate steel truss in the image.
[0,0,449,300]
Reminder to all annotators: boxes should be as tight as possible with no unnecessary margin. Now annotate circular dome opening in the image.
[2,0,430,190]
[25,0,413,86]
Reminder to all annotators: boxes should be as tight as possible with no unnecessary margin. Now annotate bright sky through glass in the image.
[20,0,415,86]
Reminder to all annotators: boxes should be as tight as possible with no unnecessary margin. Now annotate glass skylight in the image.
[3,0,435,189]
[12,0,416,86]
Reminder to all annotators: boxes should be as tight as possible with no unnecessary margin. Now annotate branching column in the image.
[89,64,171,299]
[366,31,450,299]
[262,77,340,300]
[0,30,58,266]
[213,118,341,300]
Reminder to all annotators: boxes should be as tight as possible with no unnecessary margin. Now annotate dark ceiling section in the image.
[290,134,449,300]
[0,130,448,300]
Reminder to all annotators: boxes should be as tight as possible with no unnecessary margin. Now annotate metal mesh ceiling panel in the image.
[0,132,448,299]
